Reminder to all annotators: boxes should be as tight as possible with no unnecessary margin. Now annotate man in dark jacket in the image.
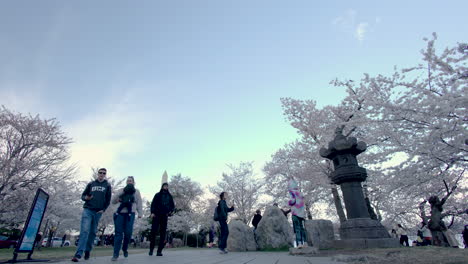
[252,210,262,230]
[72,168,112,262]
[217,192,234,254]
[148,182,175,256]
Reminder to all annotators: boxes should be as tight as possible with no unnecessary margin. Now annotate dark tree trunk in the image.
[331,185,346,223]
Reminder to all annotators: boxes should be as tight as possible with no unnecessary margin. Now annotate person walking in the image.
[208,223,215,248]
[396,224,409,247]
[35,232,42,250]
[217,192,234,254]
[61,234,67,247]
[148,182,175,257]
[288,179,308,248]
[72,168,112,262]
[111,176,143,261]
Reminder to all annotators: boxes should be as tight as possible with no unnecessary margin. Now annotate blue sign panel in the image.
[16,189,49,252]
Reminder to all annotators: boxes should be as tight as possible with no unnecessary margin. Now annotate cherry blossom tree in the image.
[0,106,75,227]
[268,34,467,230]
[210,162,264,224]
[169,173,203,212]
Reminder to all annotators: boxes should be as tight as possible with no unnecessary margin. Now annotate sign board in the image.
[15,189,49,253]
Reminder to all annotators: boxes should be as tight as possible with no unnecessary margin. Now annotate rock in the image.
[289,246,319,255]
[256,206,293,250]
[227,220,257,252]
[140,241,150,248]
[305,219,335,249]
[172,238,183,248]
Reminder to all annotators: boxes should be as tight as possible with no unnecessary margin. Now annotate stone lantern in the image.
[320,127,398,248]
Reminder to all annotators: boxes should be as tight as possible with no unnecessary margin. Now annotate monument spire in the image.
[162,170,168,185]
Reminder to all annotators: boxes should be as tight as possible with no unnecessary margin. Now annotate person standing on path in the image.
[61,234,67,247]
[148,182,175,256]
[288,179,308,248]
[72,168,112,262]
[111,176,143,261]
[208,223,215,248]
[252,210,262,230]
[396,224,409,247]
[217,192,234,254]
[35,232,42,250]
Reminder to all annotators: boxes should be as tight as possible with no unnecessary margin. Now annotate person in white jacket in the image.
[396,224,409,246]
[111,176,143,261]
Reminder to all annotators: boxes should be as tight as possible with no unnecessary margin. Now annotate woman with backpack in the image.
[111,176,143,261]
[215,192,234,254]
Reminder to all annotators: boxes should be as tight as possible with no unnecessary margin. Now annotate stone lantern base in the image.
[333,238,400,249]
[339,218,391,239]
[332,218,399,249]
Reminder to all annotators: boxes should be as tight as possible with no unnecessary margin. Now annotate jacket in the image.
[151,188,175,215]
[112,186,143,216]
[217,199,234,221]
[81,179,112,211]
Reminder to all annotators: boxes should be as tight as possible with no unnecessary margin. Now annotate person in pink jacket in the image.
[288,178,308,248]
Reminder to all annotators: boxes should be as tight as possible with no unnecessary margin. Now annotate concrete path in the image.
[54,249,345,264]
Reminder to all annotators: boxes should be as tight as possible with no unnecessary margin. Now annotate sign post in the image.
[5,189,50,263]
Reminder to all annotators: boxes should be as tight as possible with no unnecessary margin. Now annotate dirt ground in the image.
[316,246,468,264]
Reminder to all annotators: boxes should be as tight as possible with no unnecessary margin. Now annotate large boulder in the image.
[256,206,293,250]
[226,220,257,252]
[305,219,335,249]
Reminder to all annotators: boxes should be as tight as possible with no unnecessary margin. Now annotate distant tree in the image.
[210,162,264,224]
[169,174,203,212]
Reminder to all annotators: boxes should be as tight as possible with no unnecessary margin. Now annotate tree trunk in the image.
[38,219,49,250]
[305,201,313,220]
[331,185,346,223]
[46,228,54,248]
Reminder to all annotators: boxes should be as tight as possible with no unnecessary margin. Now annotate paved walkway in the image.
[54,249,345,264]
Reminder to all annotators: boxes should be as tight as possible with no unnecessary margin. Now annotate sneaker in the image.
[148,250,153,256]
[123,251,128,258]
[71,257,79,262]
[111,257,118,261]
[156,252,163,256]
[219,249,227,254]
[84,251,90,260]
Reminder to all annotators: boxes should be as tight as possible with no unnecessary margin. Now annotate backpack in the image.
[213,205,220,221]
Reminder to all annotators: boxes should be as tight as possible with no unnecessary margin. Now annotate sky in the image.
[0,0,466,200]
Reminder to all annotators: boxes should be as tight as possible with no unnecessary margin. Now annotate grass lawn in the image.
[0,246,147,262]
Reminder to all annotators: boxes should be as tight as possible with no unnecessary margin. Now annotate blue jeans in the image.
[75,209,102,258]
[113,213,135,258]
[292,215,307,245]
[218,220,229,250]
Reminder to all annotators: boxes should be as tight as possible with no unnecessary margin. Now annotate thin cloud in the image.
[332,9,378,42]
[355,23,369,42]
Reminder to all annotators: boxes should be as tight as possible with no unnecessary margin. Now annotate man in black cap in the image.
[148,182,175,256]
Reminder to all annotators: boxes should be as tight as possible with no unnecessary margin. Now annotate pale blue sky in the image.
[1,1,466,199]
